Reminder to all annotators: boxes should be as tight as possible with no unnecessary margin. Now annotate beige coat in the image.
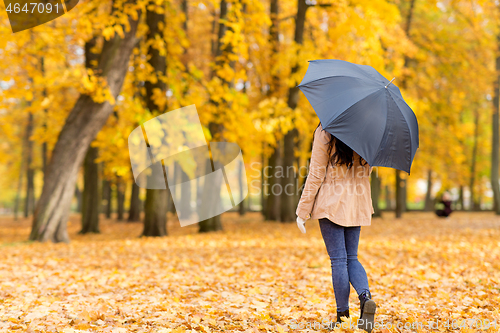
[296,124,374,227]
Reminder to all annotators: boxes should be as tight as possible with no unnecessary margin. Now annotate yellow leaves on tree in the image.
[80,69,116,105]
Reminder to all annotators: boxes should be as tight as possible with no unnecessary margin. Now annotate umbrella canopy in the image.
[298,59,419,174]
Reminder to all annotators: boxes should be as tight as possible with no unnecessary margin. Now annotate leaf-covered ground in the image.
[1,211,499,332]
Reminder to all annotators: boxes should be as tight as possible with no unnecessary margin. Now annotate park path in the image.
[0,212,499,332]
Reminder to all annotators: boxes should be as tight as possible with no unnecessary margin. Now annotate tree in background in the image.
[199,0,247,232]
[0,0,499,242]
[29,0,143,242]
[142,0,170,237]
[491,4,500,214]
[80,37,102,234]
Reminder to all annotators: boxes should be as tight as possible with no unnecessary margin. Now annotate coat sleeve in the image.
[296,126,331,220]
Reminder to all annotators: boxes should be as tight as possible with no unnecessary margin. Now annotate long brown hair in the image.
[315,123,368,169]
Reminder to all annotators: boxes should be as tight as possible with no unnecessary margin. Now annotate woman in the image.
[296,123,376,332]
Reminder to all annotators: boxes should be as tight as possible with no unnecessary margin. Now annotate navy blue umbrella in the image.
[298,59,419,174]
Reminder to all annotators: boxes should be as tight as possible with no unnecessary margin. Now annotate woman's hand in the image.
[296,216,307,234]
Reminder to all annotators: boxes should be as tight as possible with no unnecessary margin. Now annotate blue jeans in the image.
[319,218,370,312]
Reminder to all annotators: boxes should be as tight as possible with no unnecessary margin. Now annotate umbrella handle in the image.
[385,77,396,88]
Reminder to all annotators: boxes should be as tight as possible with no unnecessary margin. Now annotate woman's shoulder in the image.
[315,123,332,145]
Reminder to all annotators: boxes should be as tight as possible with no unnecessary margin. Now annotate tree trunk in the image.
[238,159,246,216]
[142,188,168,236]
[13,152,24,221]
[41,57,49,175]
[198,128,223,232]
[475,193,482,211]
[269,0,280,95]
[80,36,102,234]
[198,0,238,232]
[403,178,407,209]
[178,0,192,221]
[210,7,217,59]
[266,143,281,220]
[80,146,101,234]
[142,1,171,237]
[281,0,308,223]
[169,162,180,214]
[179,167,192,219]
[385,184,393,210]
[199,157,223,232]
[182,0,188,33]
[261,147,267,216]
[238,194,246,216]
[424,169,433,211]
[116,178,125,220]
[74,185,82,213]
[176,0,192,219]
[102,179,112,218]
[492,31,500,214]
[128,180,141,222]
[458,185,464,210]
[198,215,222,232]
[394,0,416,218]
[198,153,224,231]
[30,8,141,242]
[281,130,297,222]
[198,189,223,231]
[405,0,416,36]
[371,170,381,217]
[380,1,416,219]
[24,112,35,217]
[261,0,279,219]
[470,108,480,211]
[395,170,406,218]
